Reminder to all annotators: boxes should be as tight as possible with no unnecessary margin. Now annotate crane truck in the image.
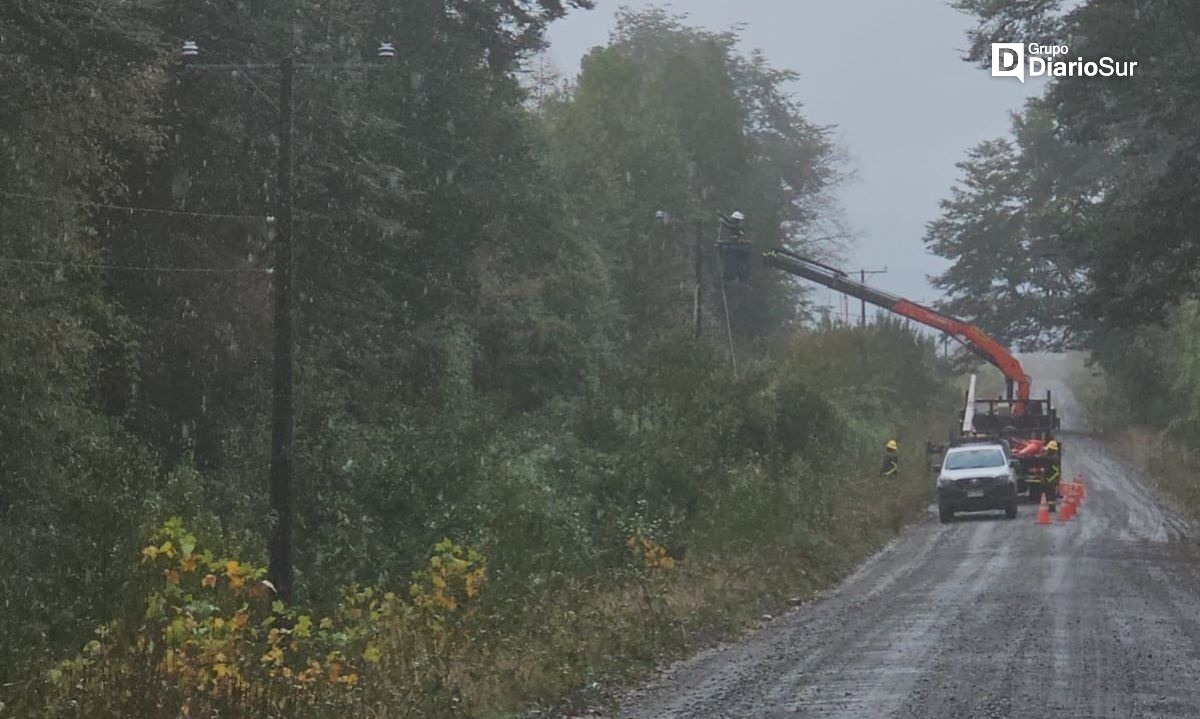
[753,247,1060,499]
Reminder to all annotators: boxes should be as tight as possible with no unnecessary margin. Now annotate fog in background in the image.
[547,1,1043,308]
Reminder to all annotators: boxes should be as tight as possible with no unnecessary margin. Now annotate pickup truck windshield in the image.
[944,448,1007,471]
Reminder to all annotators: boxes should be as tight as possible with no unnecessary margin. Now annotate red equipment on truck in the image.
[757,247,1060,494]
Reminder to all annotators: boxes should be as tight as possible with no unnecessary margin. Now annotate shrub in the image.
[13,520,486,719]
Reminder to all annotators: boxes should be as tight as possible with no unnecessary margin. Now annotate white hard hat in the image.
[731,211,746,221]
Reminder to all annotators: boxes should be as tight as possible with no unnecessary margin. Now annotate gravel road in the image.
[615,384,1200,718]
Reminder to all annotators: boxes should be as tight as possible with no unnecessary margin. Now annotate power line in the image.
[307,234,410,278]
[229,68,279,112]
[0,190,266,221]
[0,256,269,275]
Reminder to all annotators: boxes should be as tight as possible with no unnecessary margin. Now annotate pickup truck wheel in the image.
[938,502,954,524]
[1005,500,1018,519]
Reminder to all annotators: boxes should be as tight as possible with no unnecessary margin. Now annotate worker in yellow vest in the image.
[1043,440,1061,512]
[880,439,899,477]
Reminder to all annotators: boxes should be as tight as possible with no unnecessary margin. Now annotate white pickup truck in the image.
[936,443,1019,524]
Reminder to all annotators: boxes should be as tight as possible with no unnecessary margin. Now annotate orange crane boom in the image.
[761,248,1032,414]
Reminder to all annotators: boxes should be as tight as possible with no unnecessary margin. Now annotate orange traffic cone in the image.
[1037,493,1051,525]
[1060,494,1075,521]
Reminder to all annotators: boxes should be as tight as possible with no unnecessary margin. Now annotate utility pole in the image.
[182,40,396,605]
[856,267,888,326]
[693,220,704,339]
[268,55,295,603]
[715,215,740,379]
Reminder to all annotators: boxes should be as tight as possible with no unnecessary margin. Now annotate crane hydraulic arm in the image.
[761,248,1032,414]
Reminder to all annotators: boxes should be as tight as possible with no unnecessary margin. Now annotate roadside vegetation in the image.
[1066,307,1200,519]
[10,325,957,718]
[1,4,961,718]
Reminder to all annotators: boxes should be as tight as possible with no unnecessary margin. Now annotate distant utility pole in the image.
[693,220,704,340]
[855,267,888,326]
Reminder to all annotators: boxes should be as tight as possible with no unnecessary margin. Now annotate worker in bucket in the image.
[880,440,899,477]
[1043,440,1062,512]
[718,211,751,281]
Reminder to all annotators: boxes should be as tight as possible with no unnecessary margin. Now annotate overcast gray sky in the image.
[546,1,1042,309]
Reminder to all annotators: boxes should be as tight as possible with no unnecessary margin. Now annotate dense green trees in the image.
[932,0,1200,442]
[925,102,1092,349]
[0,0,168,678]
[944,0,1200,332]
[544,10,840,339]
[1,4,956,706]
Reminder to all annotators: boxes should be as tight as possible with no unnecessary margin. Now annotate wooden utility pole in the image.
[694,220,704,339]
[268,56,296,603]
[860,270,867,326]
[856,267,888,325]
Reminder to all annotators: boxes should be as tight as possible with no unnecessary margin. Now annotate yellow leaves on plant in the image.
[165,617,187,644]
[224,560,245,591]
[628,533,678,571]
[296,660,323,686]
[464,568,485,598]
[62,519,407,715]
[80,522,494,713]
[294,614,312,638]
[260,645,284,667]
[409,539,487,615]
[362,643,381,664]
[327,659,360,686]
[161,648,178,673]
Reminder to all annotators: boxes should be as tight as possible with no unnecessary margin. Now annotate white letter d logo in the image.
[992,43,1025,82]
